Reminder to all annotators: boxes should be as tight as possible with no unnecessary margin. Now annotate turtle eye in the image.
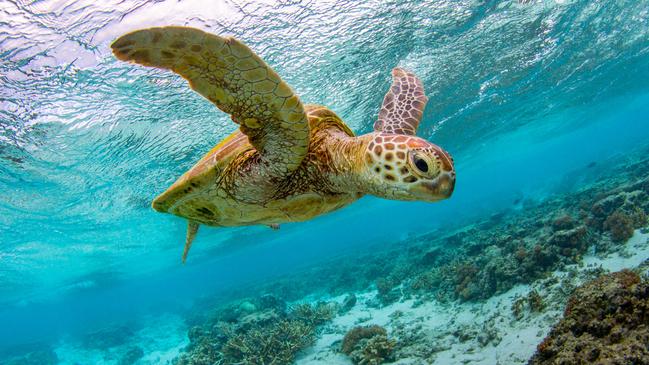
[413,155,429,173]
[409,152,439,178]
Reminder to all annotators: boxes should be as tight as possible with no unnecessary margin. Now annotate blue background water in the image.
[1,0,649,353]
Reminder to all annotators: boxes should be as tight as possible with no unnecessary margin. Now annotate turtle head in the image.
[360,133,455,202]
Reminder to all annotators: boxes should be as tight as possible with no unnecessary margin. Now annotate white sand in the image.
[295,230,649,365]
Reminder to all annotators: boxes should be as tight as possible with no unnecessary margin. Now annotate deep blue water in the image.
[1,0,649,360]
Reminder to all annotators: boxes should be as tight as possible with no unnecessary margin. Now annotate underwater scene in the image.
[2,0,649,364]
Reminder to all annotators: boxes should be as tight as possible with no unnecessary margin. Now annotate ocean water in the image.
[1,0,649,364]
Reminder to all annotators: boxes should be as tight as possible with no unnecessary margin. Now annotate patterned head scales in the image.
[365,67,455,202]
[364,133,455,201]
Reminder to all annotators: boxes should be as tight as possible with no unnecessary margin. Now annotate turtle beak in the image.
[409,171,455,201]
[434,171,455,198]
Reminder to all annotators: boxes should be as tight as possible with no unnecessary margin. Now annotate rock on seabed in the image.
[529,270,649,365]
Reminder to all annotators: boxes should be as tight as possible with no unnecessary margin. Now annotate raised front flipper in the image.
[374,67,428,136]
[111,27,310,176]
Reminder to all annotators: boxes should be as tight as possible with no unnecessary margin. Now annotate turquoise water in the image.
[1,0,649,363]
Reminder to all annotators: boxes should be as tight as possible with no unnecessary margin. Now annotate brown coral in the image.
[342,325,395,365]
[515,246,527,262]
[351,335,396,365]
[342,325,387,355]
[604,210,635,243]
[549,225,587,249]
[552,214,575,231]
[454,263,480,301]
[528,270,649,365]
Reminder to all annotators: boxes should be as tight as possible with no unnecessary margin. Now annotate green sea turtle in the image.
[111,26,455,262]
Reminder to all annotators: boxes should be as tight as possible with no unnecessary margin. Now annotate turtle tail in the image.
[182,220,199,264]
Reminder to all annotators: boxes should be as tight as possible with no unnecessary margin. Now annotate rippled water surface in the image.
[1,0,649,355]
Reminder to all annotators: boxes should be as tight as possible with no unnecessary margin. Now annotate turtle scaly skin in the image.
[111,27,455,262]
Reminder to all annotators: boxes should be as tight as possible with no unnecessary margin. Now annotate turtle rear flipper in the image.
[374,67,428,136]
[111,26,310,176]
[182,220,199,264]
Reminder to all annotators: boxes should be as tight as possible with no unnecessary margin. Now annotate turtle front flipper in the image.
[111,27,309,176]
[374,67,429,135]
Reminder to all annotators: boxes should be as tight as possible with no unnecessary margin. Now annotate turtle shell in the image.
[151,104,354,214]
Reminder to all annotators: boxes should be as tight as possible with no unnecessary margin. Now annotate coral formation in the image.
[405,177,648,302]
[529,270,649,365]
[175,297,335,365]
[604,210,635,242]
[342,325,396,365]
[375,277,401,304]
[591,190,648,239]
[290,302,335,327]
[4,139,649,365]
[342,325,388,354]
[552,214,575,231]
[352,335,396,365]
[221,319,314,364]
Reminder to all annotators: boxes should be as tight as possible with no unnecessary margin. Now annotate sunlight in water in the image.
[1,0,649,364]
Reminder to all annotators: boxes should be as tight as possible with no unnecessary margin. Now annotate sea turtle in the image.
[111,26,455,262]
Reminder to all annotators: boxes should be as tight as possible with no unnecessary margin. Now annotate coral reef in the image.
[290,302,335,327]
[352,335,396,365]
[405,176,648,302]
[342,325,396,365]
[342,325,387,354]
[551,214,575,231]
[591,190,648,243]
[221,319,314,365]
[604,210,635,242]
[375,277,401,305]
[529,270,649,365]
[175,297,335,365]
